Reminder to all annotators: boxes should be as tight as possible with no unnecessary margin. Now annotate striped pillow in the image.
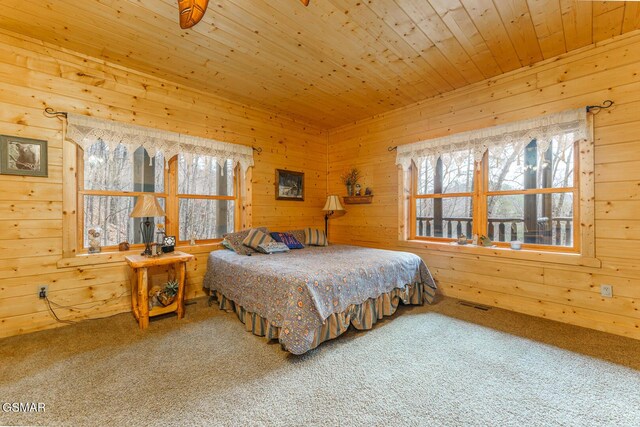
[304,227,328,246]
[242,228,274,250]
[223,227,268,255]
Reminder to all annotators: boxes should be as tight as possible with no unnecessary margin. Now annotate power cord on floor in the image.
[45,297,76,325]
[44,292,128,324]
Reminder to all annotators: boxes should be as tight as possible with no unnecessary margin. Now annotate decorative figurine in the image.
[355,184,362,196]
[88,227,101,254]
[151,243,163,256]
[479,235,493,247]
[365,187,373,196]
[118,241,130,252]
[156,223,166,245]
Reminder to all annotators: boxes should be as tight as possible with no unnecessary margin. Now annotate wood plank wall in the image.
[0,30,327,338]
[328,30,640,340]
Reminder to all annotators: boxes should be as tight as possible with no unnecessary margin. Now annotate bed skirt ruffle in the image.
[210,282,433,353]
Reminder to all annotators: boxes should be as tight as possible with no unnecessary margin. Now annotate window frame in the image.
[171,155,241,246]
[66,143,244,256]
[409,139,582,254]
[410,154,479,244]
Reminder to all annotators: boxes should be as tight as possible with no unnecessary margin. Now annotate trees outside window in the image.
[412,137,577,250]
[80,143,236,250]
[177,154,235,241]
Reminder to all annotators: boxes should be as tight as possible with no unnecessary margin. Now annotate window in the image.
[79,145,238,251]
[486,136,576,248]
[411,137,578,250]
[177,154,235,242]
[414,148,475,239]
[399,108,592,254]
[62,113,253,258]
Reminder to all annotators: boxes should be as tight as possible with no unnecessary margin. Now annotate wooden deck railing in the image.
[416,216,573,246]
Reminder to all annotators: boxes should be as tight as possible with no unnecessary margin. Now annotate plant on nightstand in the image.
[158,279,179,307]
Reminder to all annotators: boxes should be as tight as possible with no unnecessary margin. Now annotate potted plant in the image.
[340,167,361,196]
[157,279,179,306]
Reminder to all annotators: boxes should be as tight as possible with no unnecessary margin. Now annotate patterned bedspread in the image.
[203,244,436,354]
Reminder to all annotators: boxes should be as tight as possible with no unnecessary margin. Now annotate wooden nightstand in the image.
[125,251,194,329]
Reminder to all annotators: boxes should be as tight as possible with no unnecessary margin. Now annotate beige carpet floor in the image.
[1,296,640,426]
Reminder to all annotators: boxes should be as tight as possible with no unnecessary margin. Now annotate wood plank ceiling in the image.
[1,0,639,128]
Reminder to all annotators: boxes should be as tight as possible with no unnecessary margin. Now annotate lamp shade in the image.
[130,194,166,218]
[322,195,344,212]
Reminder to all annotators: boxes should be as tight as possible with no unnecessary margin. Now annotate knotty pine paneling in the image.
[0,31,327,338]
[328,31,640,340]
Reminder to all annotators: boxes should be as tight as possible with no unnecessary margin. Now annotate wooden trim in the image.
[398,166,411,241]
[411,237,577,252]
[579,120,596,258]
[477,155,487,237]
[80,190,169,197]
[56,242,222,268]
[413,236,457,243]
[62,138,78,258]
[240,166,252,230]
[414,192,474,199]
[485,187,575,196]
[176,194,235,200]
[401,240,601,268]
[492,241,579,253]
[166,156,179,241]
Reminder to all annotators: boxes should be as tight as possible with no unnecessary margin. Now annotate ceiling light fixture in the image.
[178,0,310,30]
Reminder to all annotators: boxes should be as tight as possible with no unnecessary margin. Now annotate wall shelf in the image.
[343,195,373,204]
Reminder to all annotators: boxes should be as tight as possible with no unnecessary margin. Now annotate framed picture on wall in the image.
[275,169,304,201]
[0,135,48,177]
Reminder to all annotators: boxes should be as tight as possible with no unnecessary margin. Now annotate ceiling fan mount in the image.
[178,0,310,30]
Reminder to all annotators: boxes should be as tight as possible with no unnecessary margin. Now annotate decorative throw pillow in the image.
[256,242,291,254]
[304,227,328,246]
[287,229,307,246]
[270,232,305,249]
[242,228,274,250]
[221,239,235,251]
[223,227,268,255]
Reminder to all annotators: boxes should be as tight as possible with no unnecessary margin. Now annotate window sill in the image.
[399,240,601,268]
[56,243,222,269]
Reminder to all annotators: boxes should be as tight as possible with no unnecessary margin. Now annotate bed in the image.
[203,244,437,354]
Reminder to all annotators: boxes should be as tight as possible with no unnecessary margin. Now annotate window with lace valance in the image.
[396,108,594,254]
[64,114,253,253]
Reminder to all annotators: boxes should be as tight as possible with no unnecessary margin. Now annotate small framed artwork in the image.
[276,169,304,201]
[0,135,48,177]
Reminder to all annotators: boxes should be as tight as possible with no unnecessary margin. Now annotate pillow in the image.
[221,239,235,251]
[256,242,291,254]
[304,228,328,246]
[270,232,305,249]
[287,229,306,245]
[242,228,274,251]
[223,227,268,255]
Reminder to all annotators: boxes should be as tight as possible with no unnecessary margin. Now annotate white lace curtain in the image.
[395,108,591,170]
[65,113,254,172]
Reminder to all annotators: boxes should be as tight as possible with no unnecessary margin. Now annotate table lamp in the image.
[322,195,345,238]
[130,194,166,256]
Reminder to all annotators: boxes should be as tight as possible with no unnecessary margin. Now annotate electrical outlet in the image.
[38,285,48,299]
[600,284,613,298]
